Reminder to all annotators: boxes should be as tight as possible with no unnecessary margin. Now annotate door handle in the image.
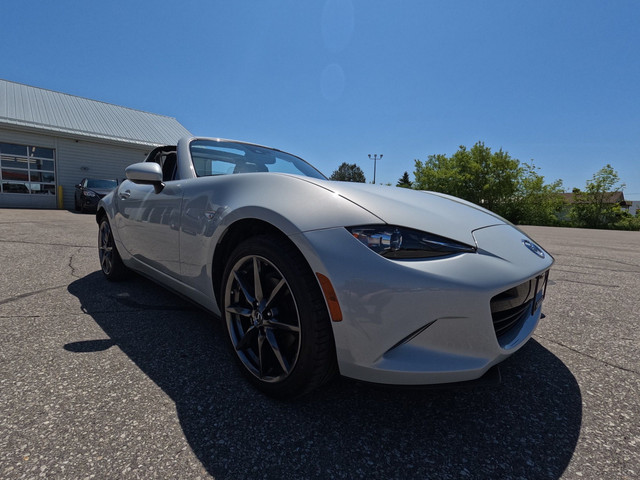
[119,190,131,200]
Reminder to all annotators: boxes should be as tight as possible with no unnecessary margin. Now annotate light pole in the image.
[368,153,383,184]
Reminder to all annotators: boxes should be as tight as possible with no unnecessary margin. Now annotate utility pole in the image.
[368,154,383,184]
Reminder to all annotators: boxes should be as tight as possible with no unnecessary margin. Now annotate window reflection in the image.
[30,184,55,195]
[1,182,30,194]
[0,143,28,157]
[30,146,54,159]
[30,171,55,182]
[1,155,28,169]
[0,142,55,195]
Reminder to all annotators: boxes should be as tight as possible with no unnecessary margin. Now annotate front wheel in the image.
[98,217,129,281]
[221,235,337,399]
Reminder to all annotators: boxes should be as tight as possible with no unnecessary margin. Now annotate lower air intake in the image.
[491,299,534,337]
[490,275,543,338]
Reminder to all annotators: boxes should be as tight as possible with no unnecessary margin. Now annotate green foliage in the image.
[330,162,366,183]
[410,145,636,229]
[413,142,564,224]
[570,164,626,229]
[396,171,413,188]
[505,162,565,226]
[613,211,640,231]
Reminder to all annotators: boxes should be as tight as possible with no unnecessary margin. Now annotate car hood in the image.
[303,179,507,245]
[89,187,115,196]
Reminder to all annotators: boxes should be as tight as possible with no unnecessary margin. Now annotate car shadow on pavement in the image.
[68,272,581,480]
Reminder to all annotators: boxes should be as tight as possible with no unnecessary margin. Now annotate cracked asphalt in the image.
[0,209,638,479]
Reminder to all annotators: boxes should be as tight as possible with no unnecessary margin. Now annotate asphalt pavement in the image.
[0,209,638,479]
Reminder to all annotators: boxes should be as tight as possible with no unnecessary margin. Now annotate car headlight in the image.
[347,225,476,259]
[83,190,97,197]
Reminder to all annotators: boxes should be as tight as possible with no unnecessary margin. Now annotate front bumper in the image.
[297,224,553,385]
[80,195,101,210]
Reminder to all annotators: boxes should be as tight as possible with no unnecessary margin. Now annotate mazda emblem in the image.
[522,239,545,258]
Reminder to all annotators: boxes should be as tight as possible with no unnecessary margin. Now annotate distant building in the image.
[0,79,191,209]
[560,191,630,209]
[558,191,632,220]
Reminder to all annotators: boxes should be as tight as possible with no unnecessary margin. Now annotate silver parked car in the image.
[97,137,553,398]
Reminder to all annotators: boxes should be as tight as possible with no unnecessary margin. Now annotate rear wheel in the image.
[221,235,336,398]
[98,217,129,280]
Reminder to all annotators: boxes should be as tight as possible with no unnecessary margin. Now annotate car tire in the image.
[98,217,129,281]
[221,234,337,399]
[74,196,80,212]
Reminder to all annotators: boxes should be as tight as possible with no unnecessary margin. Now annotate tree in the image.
[413,142,521,217]
[330,163,366,183]
[570,164,626,229]
[396,171,412,188]
[504,162,565,226]
[613,209,640,231]
[413,142,565,224]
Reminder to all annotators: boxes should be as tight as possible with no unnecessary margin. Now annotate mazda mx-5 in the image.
[97,137,553,398]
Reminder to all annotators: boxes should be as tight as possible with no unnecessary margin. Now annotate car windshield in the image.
[190,140,326,179]
[87,179,117,189]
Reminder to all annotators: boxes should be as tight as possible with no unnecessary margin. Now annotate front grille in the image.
[490,272,548,338]
[491,299,533,337]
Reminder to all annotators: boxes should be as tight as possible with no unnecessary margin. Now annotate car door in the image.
[115,179,183,278]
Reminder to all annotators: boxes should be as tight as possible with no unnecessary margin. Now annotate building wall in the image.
[56,137,149,209]
[0,126,152,209]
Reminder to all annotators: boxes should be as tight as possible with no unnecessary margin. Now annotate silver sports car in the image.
[97,137,553,398]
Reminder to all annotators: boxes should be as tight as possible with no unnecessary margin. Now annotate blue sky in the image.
[3,0,639,197]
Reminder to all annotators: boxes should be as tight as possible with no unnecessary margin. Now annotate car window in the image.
[190,140,326,179]
[87,179,118,189]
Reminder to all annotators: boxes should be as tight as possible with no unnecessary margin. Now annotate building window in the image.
[0,142,55,195]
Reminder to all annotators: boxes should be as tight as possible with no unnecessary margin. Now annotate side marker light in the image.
[316,273,343,322]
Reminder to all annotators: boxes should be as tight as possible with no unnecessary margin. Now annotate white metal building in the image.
[0,79,191,209]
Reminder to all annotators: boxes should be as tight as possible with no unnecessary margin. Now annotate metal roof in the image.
[0,79,191,146]
[561,191,628,205]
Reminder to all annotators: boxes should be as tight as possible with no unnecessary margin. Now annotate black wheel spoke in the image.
[225,304,252,317]
[235,326,259,352]
[233,270,255,304]
[253,257,263,303]
[262,278,286,311]
[264,319,300,333]
[265,328,290,374]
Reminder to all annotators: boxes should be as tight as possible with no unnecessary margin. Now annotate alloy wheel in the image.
[224,255,302,383]
[98,220,114,276]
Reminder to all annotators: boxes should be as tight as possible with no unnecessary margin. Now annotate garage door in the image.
[0,142,56,208]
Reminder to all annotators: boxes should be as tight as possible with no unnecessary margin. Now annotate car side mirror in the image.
[125,163,164,193]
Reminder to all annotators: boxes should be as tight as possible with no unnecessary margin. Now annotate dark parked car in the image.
[74,178,118,213]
